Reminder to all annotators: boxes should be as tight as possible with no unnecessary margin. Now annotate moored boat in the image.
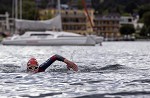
[1,31,97,46]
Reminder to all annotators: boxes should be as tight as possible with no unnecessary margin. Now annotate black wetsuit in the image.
[37,54,65,72]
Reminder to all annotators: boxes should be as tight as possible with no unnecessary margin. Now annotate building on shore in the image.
[120,15,144,30]
[39,8,94,35]
[61,9,94,35]
[93,14,120,41]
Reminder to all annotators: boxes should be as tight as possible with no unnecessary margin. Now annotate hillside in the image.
[92,0,150,17]
[0,0,149,19]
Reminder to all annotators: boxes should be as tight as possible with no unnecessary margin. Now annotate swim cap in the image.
[27,58,38,66]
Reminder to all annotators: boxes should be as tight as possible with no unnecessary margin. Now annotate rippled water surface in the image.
[0,41,150,98]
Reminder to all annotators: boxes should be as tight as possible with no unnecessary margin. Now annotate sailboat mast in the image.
[20,0,22,19]
[57,0,62,31]
[15,0,18,19]
[57,0,61,15]
[82,0,93,28]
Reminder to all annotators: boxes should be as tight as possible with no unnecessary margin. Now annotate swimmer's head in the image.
[27,58,39,72]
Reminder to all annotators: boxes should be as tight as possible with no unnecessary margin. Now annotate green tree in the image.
[120,24,135,35]
[140,26,147,36]
[124,1,138,14]
[138,4,150,19]
[77,0,83,9]
[0,0,12,16]
[140,26,150,37]
[22,0,38,20]
[143,11,150,27]
[140,12,150,37]
[145,26,150,37]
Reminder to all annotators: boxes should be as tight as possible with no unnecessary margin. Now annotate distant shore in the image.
[102,38,150,42]
[135,39,150,41]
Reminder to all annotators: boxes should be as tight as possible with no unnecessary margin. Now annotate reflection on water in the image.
[0,42,150,98]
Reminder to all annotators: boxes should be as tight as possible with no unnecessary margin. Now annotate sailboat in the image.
[1,0,103,46]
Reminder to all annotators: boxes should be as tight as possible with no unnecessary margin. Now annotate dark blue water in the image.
[0,41,150,98]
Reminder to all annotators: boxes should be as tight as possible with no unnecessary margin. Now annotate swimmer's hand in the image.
[64,59,78,72]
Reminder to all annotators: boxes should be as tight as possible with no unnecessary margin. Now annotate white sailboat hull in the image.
[2,38,95,46]
[1,31,97,46]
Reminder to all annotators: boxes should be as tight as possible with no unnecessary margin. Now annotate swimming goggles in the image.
[27,66,38,70]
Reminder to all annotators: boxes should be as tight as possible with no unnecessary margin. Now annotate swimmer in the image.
[27,54,78,73]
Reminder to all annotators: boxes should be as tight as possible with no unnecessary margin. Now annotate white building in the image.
[120,16,144,29]
[120,16,133,24]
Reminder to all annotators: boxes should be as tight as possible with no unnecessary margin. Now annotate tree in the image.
[77,0,83,9]
[143,11,150,27]
[138,4,150,19]
[140,26,150,37]
[22,0,38,20]
[0,0,12,16]
[139,12,150,37]
[140,26,147,36]
[145,26,150,37]
[120,24,135,35]
[124,1,138,14]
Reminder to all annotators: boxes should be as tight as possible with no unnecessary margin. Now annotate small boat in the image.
[1,31,101,46]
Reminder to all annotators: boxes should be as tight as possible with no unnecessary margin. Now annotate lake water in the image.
[0,41,150,98]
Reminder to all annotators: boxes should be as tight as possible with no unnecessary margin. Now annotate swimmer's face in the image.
[27,65,39,73]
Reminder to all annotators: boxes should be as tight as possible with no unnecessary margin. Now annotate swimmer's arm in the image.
[64,59,78,72]
[39,54,78,72]
[55,54,78,72]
